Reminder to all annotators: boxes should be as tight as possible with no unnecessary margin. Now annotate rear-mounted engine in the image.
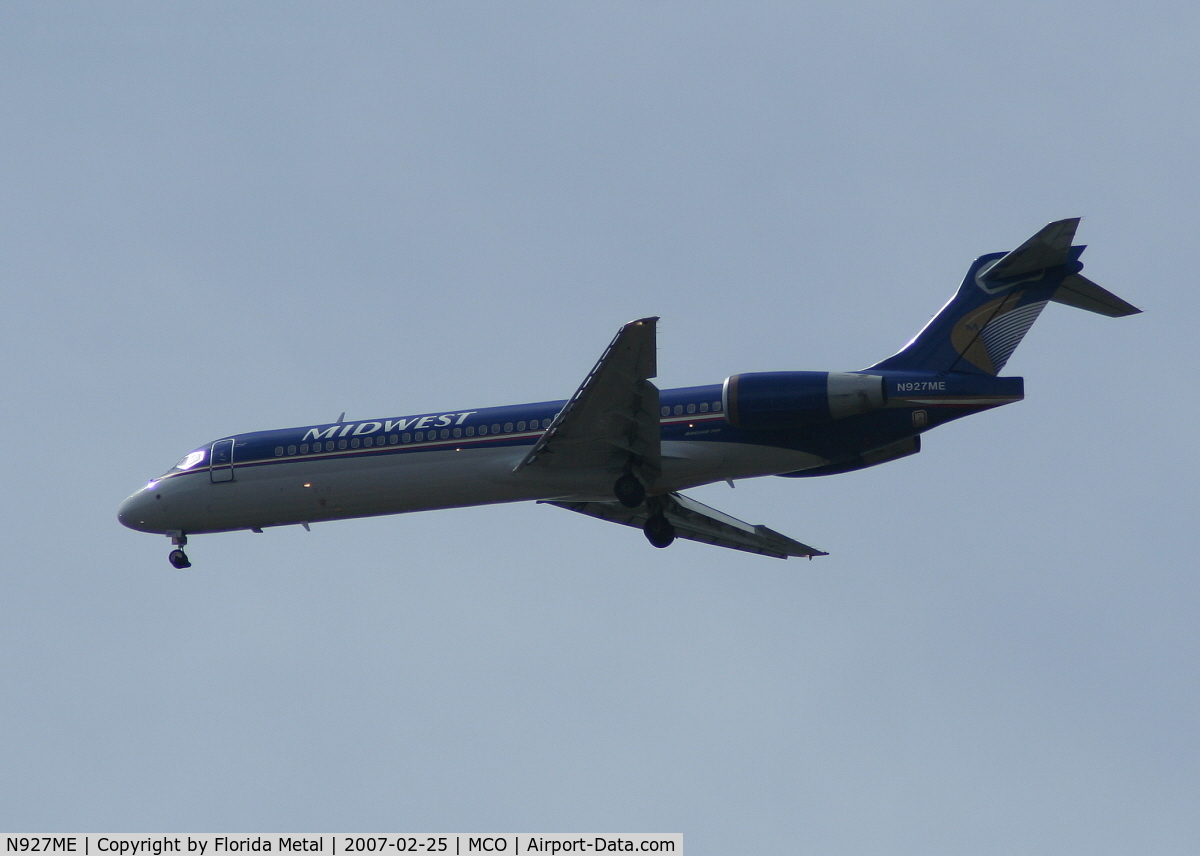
[721,371,886,429]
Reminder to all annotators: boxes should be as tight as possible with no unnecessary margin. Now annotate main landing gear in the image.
[167,533,191,569]
[613,472,675,549]
[614,473,646,508]
[644,513,676,549]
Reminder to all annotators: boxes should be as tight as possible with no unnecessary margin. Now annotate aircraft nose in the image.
[118,486,162,533]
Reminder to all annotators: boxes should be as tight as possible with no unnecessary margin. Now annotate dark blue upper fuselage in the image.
[157,371,1023,484]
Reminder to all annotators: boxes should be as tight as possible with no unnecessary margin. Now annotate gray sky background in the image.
[1,3,1196,852]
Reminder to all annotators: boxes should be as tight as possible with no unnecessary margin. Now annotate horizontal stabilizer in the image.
[983,218,1079,280]
[1053,273,1141,317]
[544,492,826,559]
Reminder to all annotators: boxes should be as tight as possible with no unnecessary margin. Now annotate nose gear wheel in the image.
[167,533,191,569]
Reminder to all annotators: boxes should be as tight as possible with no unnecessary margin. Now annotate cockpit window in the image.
[174,450,206,471]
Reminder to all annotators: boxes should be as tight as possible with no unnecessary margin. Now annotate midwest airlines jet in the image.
[120,220,1139,568]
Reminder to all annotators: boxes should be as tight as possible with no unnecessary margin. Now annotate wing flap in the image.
[544,492,827,560]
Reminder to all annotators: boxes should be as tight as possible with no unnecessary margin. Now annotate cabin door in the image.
[210,439,235,483]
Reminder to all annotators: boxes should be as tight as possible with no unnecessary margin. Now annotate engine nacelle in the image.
[722,371,886,429]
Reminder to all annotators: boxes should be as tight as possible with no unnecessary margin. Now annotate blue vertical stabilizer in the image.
[868,219,1140,376]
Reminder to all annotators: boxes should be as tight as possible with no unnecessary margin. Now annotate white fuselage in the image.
[118,437,824,536]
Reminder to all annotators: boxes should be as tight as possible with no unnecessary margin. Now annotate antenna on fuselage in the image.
[336,412,345,423]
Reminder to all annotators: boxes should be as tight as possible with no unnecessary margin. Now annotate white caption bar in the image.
[2,836,681,856]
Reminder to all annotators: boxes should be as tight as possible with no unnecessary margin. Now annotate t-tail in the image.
[868,219,1140,376]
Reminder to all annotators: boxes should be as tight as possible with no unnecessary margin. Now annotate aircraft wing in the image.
[515,317,661,480]
[544,492,827,560]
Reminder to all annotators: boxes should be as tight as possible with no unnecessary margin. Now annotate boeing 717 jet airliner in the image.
[119,220,1139,567]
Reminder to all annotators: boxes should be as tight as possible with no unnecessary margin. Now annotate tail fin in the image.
[868,220,1137,374]
[868,219,1140,376]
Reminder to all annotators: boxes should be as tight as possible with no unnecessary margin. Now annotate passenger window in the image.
[465,426,475,436]
[453,427,462,438]
[504,422,513,433]
[415,431,424,441]
[338,439,347,450]
[275,446,284,456]
[713,400,722,411]
[351,438,360,448]
[687,404,695,414]
[440,428,450,439]
[661,406,670,417]
[674,405,683,415]
[288,445,297,455]
[699,402,709,412]
[390,434,398,444]
[517,421,526,431]
[363,436,373,447]
[402,433,411,443]
[479,425,488,435]
[493,424,501,434]
[313,442,322,452]
[300,444,309,453]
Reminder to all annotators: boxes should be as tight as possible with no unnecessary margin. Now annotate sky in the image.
[1,2,1196,852]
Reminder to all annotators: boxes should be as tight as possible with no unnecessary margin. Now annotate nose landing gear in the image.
[166,532,191,569]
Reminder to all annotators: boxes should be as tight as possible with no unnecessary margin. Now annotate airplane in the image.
[119,219,1139,568]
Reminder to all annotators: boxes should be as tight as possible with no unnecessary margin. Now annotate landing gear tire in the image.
[644,514,675,549]
[614,473,646,508]
[168,549,191,569]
